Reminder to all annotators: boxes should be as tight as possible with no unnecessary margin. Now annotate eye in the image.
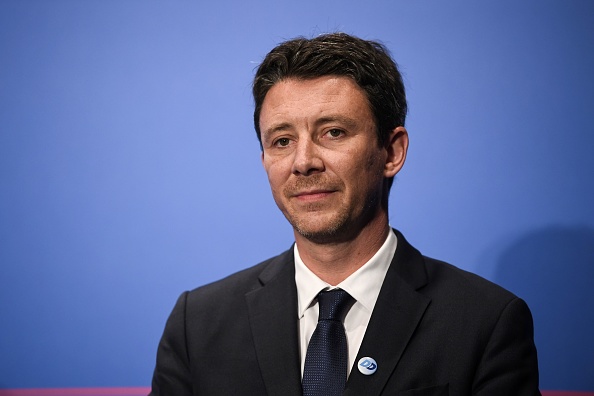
[274,137,291,147]
[326,129,344,138]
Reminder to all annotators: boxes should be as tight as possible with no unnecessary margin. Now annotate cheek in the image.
[266,171,281,191]
[343,149,383,176]
[264,161,288,191]
[345,152,386,195]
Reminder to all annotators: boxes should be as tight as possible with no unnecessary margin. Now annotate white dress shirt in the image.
[294,229,397,377]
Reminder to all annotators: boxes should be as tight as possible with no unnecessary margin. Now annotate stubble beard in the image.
[279,175,381,245]
[287,203,351,244]
[275,174,343,244]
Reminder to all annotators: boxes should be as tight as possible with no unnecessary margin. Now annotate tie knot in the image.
[317,289,354,322]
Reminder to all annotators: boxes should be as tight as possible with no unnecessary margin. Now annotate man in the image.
[150,33,540,395]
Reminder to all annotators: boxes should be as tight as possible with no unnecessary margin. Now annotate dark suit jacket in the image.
[150,230,540,395]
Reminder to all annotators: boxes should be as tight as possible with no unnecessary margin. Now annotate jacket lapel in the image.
[245,248,303,396]
[345,231,431,396]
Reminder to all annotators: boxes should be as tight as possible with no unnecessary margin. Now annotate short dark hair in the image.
[252,32,407,147]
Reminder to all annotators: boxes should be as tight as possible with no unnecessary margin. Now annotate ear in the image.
[384,126,408,178]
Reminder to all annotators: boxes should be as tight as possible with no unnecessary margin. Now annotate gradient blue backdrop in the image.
[1,0,593,391]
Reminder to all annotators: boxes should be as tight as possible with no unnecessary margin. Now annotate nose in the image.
[292,138,324,176]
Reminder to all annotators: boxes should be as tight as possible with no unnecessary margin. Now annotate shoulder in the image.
[422,256,517,304]
[181,247,294,309]
[417,255,535,340]
[393,229,519,307]
[160,247,295,345]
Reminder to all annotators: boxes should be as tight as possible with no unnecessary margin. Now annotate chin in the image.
[291,216,353,244]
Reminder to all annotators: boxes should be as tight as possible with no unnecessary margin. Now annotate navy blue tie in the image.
[302,289,354,396]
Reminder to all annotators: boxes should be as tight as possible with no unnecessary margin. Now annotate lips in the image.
[292,189,336,200]
[285,184,341,203]
[283,175,342,200]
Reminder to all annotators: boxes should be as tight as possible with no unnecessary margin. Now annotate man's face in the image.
[259,76,403,243]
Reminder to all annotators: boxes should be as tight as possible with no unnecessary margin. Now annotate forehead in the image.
[259,76,373,130]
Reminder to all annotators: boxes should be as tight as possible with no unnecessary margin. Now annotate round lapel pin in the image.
[357,357,377,375]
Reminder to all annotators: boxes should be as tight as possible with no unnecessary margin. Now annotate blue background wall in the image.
[1,0,593,391]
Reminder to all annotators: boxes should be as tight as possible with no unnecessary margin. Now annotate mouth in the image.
[291,189,336,201]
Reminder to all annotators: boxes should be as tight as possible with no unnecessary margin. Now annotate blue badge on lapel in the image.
[357,357,377,375]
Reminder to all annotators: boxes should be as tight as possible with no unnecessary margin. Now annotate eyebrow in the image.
[262,115,359,139]
[314,115,358,130]
[262,122,292,138]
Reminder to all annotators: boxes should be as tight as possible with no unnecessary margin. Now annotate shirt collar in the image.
[294,229,397,318]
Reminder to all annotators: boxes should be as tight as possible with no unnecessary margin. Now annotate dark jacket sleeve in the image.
[150,292,193,396]
[472,297,540,395]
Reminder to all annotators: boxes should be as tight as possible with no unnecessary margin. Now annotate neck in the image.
[294,216,391,286]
